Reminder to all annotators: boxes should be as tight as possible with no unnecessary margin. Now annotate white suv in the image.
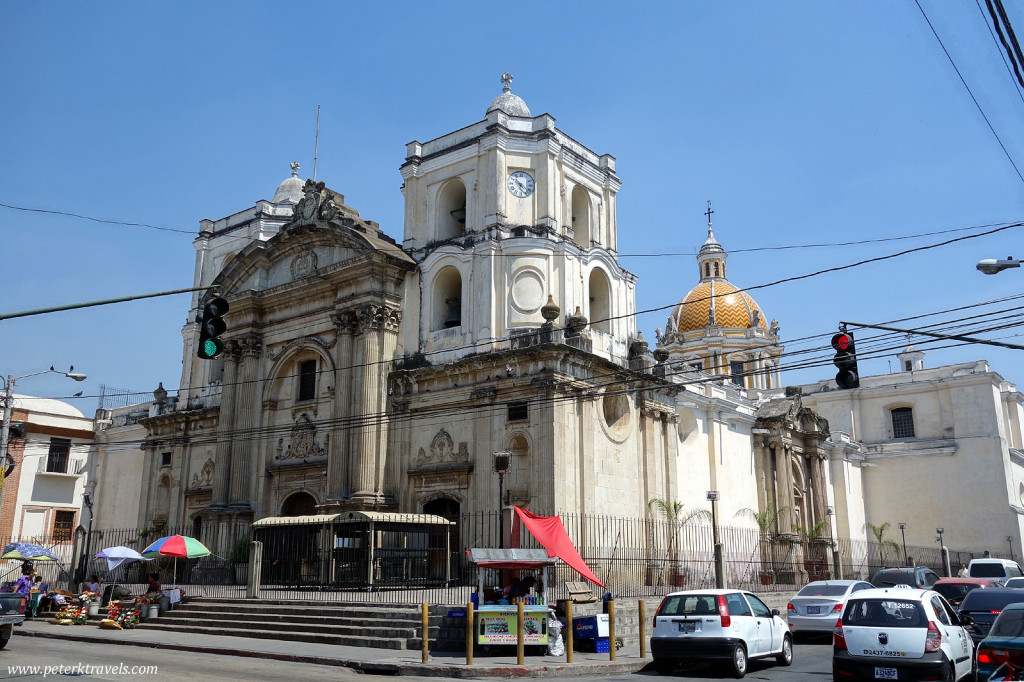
[650,588,793,678]
[832,585,974,681]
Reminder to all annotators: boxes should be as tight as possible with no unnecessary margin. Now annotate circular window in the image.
[600,386,633,442]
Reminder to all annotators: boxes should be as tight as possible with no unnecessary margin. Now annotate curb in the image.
[17,630,652,678]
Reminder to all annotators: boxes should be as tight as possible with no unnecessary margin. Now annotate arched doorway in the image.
[424,498,461,583]
[281,491,317,517]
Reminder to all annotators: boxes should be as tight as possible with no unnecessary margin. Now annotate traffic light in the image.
[197,297,229,359]
[831,331,860,389]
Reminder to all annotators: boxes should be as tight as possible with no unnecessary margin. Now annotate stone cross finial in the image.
[290,161,300,176]
[704,200,714,227]
[500,72,514,92]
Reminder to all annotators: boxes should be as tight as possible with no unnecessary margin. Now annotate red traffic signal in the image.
[831,331,860,389]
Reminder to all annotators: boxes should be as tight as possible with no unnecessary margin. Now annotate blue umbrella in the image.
[1,542,59,561]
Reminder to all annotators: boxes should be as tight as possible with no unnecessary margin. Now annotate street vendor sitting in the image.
[147,572,162,594]
[505,576,536,600]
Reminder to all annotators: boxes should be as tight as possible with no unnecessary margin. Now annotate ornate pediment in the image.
[190,458,213,489]
[415,429,469,466]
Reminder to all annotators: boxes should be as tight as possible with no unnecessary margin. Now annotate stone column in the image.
[326,309,358,503]
[228,333,262,510]
[211,346,240,509]
[774,441,793,534]
[349,304,401,506]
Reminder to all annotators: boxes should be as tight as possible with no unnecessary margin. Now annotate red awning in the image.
[514,507,605,587]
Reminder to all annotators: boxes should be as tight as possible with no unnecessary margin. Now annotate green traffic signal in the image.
[196,297,229,360]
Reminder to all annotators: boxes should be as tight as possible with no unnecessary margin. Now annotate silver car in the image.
[787,580,874,635]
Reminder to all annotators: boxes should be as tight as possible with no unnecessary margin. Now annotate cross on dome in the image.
[500,72,514,92]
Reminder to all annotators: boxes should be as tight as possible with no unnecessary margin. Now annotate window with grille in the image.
[730,361,745,387]
[297,359,317,401]
[161,452,172,466]
[52,510,75,542]
[507,402,528,422]
[46,438,71,473]
[891,407,916,438]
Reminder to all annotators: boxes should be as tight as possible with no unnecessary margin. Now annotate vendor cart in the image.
[468,548,558,646]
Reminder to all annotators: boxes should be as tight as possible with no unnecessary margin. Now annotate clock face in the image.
[507,171,535,199]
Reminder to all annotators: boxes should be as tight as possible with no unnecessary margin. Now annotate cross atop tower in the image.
[500,72,514,93]
[704,200,714,228]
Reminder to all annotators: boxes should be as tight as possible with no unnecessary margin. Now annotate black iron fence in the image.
[4,513,1007,605]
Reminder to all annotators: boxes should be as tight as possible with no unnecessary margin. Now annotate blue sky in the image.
[2,1,1023,407]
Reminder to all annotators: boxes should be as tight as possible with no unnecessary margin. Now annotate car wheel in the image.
[0,637,8,650]
[654,659,674,675]
[942,661,954,682]
[776,634,793,666]
[728,643,747,678]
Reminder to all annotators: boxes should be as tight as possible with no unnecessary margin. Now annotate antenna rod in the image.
[313,104,321,182]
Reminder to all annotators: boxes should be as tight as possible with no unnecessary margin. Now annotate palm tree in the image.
[648,498,710,586]
[864,522,901,569]
[736,503,788,579]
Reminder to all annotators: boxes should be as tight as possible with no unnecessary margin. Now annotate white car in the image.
[787,579,874,635]
[650,588,793,678]
[832,585,974,681]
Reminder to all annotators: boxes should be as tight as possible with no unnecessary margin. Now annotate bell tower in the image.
[398,75,638,365]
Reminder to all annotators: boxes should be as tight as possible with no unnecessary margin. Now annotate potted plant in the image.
[736,503,788,587]
[138,593,162,619]
[231,536,251,586]
[648,498,711,588]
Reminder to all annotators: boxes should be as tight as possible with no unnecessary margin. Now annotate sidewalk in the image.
[15,620,652,678]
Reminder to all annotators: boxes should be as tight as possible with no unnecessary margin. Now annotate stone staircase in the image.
[142,598,431,650]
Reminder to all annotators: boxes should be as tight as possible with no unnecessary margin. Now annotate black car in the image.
[959,588,1024,644]
[870,566,941,589]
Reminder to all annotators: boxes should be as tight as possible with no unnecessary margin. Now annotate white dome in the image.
[10,395,85,418]
[272,162,304,204]
[487,90,531,117]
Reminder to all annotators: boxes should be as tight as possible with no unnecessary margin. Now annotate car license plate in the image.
[806,605,820,614]
[874,667,897,679]
[678,622,696,633]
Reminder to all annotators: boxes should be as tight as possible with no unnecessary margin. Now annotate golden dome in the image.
[673,279,766,332]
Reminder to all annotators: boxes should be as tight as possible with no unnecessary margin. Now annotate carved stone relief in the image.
[415,429,470,466]
[190,458,214,489]
[276,413,328,460]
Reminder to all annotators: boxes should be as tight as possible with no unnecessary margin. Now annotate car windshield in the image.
[797,584,849,597]
[960,591,1024,612]
[991,610,1024,637]
[843,598,927,628]
[875,572,915,586]
[1006,578,1024,589]
[933,583,980,601]
[972,564,1008,578]
[658,594,719,617]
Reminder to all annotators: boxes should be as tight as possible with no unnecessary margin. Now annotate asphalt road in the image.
[0,635,839,680]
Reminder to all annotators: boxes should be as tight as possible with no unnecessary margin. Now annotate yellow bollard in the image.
[639,599,647,659]
[608,600,616,661]
[422,602,429,664]
[565,600,574,663]
[517,601,525,665]
[466,602,474,666]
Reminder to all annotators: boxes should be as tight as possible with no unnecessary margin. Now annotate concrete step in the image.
[154,615,428,639]
[140,621,411,649]
[160,610,419,629]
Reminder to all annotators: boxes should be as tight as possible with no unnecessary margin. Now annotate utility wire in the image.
[915,0,1024,185]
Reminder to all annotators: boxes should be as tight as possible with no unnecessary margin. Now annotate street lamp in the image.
[492,451,511,548]
[707,490,723,588]
[977,257,1020,274]
[898,522,908,565]
[0,367,86,536]
[75,482,97,586]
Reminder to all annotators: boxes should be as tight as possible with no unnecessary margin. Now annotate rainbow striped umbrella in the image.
[140,536,210,559]
[140,535,210,587]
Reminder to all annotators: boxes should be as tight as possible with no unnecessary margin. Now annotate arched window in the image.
[571,185,591,248]
[437,179,467,240]
[714,262,720,277]
[704,263,710,278]
[432,266,463,331]
[588,269,611,334]
[282,491,317,516]
[510,434,529,459]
